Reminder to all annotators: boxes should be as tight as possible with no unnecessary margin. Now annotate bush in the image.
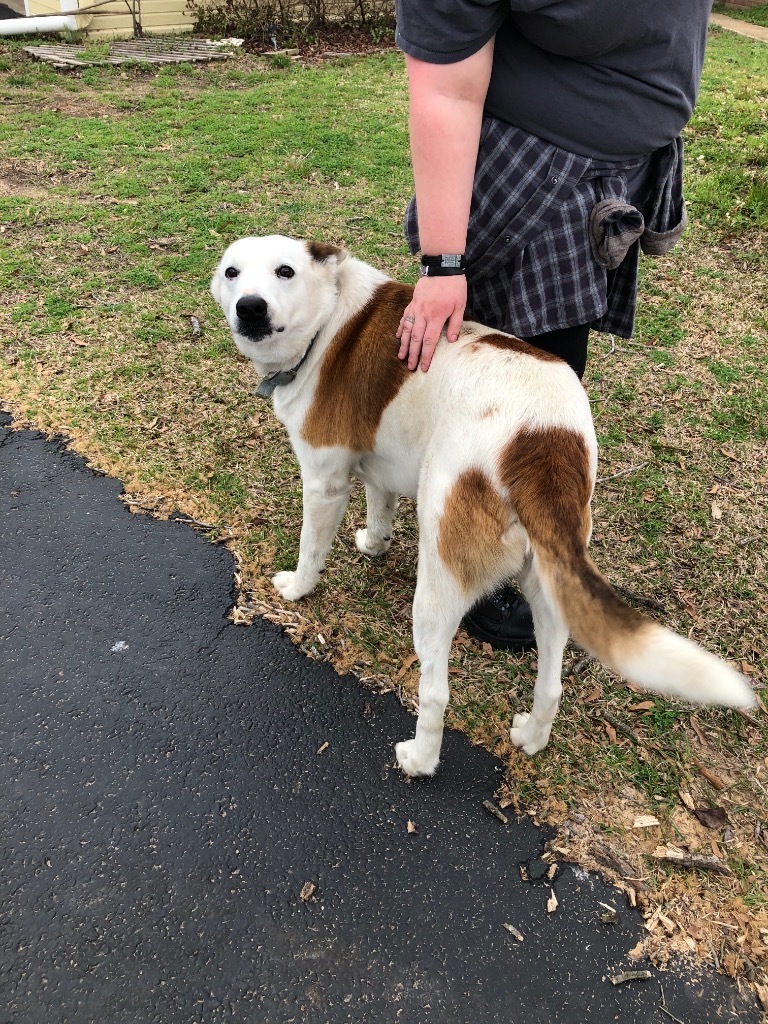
[188,0,396,46]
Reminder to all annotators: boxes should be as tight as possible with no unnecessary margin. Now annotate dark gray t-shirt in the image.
[395,0,712,160]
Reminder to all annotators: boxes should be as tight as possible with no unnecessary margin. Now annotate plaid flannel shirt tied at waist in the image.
[404,118,687,339]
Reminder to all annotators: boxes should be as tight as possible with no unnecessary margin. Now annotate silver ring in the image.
[404,314,415,324]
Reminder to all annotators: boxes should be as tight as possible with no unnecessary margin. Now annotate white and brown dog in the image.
[211,235,754,777]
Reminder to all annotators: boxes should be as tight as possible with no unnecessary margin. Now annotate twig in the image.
[658,984,687,1024]
[596,462,649,484]
[173,516,218,531]
[599,712,641,745]
[482,801,508,824]
[736,707,760,728]
[652,846,731,876]
[611,585,668,614]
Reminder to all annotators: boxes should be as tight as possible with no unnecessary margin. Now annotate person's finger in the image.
[446,305,464,344]
[398,312,418,361]
[419,331,440,372]
[406,329,424,371]
[396,310,417,342]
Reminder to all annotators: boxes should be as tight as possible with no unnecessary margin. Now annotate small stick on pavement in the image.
[610,970,652,986]
[482,800,509,824]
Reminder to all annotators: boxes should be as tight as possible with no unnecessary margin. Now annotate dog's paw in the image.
[272,570,314,602]
[395,739,439,778]
[355,528,391,558]
[509,712,550,756]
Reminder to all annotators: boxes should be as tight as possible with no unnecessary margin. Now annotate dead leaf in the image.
[693,806,729,830]
[604,721,618,744]
[396,653,418,680]
[299,882,316,902]
[711,501,723,520]
[630,700,656,712]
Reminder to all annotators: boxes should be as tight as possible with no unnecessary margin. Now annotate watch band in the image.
[419,253,466,277]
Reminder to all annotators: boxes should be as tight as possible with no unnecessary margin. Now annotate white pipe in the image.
[0,13,91,34]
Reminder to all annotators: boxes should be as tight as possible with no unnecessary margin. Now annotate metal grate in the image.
[23,37,232,68]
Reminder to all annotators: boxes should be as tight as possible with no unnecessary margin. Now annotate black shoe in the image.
[461,585,536,651]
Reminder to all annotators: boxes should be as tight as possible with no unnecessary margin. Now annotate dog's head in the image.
[210,235,346,373]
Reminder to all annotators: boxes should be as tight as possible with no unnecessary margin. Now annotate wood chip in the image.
[678,789,696,811]
[547,888,558,913]
[316,741,329,755]
[633,814,660,829]
[598,902,618,925]
[407,820,417,834]
[503,923,524,941]
[299,882,316,901]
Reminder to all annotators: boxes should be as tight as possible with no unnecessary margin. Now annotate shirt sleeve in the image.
[395,0,508,64]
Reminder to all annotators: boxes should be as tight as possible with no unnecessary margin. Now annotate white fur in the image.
[211,235,755,778]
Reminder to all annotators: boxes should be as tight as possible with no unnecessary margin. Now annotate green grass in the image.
[0,27,767,981]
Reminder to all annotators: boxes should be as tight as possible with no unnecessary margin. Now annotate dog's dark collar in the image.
[254,332,319,400]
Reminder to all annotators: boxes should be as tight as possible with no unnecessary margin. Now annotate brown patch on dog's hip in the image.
[438,469,511,593]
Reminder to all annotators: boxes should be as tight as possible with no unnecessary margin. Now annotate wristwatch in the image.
[420,254,466,277]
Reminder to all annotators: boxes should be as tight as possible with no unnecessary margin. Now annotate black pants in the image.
[521,324,589,380]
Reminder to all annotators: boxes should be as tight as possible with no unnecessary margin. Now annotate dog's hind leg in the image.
[395,560,466,777]
[355,484,397,557]
[272,473,352,601]
[510,558,569,755]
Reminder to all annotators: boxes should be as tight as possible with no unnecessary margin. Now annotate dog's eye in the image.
[276,265,295,280]
[224,267,239,280]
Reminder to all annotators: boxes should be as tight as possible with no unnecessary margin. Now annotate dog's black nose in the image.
[236,295,268,322]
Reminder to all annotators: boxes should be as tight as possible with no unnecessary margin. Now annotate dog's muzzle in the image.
[235,294,272,341]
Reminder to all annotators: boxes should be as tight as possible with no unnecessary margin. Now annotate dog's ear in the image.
[210,266,222,305]
[307,241,347,266]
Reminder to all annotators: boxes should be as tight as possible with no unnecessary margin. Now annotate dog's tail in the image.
[503,427,755,710]
[538,548,754,709]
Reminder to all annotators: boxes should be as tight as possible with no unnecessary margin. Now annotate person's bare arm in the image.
[397,39,494,371]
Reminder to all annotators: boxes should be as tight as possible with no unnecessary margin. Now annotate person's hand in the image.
[397,275,466,372]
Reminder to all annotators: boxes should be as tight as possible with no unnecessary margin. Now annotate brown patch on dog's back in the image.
[480,332,565,364]
[438,469,510,593]
[301,281,413,451]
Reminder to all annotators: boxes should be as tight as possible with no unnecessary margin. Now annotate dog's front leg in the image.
[272,475,352,602]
